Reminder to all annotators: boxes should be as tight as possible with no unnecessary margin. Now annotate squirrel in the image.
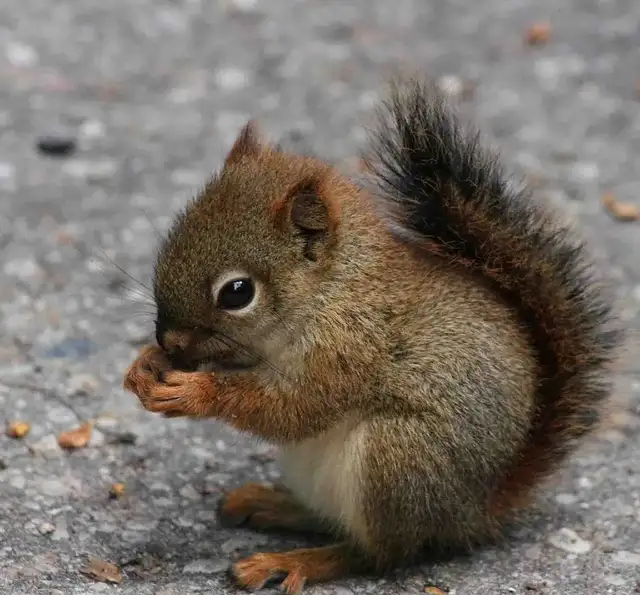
[123,78,621,594]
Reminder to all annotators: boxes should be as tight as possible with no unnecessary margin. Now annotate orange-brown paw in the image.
[219,483,315,532]
[123,345,215,418]
[232,552,307,594]
[231,544,352,594]
[123,344,170,395]
[142,369,215,417]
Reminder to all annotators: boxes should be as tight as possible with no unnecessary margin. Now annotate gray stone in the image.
[221,534,269,554]
[178,484,201,501]
[182,558,230,574]
[37,479,69,498]
[611,551,640,566]
[50,518,69,542]
[37,521,56,535]
[62,159,118,181]
[548,528,592,554]
[66,373,100,396]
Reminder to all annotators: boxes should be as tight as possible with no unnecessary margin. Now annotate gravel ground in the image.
[1,1,639,594]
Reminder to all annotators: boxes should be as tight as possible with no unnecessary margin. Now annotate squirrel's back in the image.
[363,79,622,514]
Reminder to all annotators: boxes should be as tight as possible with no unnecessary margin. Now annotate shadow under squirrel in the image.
[123,79,621,593]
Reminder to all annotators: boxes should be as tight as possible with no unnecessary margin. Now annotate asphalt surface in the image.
[1,1,639,594]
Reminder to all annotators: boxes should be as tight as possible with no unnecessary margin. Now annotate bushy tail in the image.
[363,79,622,513]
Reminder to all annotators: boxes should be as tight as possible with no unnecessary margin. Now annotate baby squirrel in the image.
[124,79,621,593]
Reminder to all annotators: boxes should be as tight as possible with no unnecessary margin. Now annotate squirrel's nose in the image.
[159,329,192,353]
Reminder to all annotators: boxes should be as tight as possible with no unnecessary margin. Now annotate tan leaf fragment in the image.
[80,557,122,584]
[7,421,30,439]
[602,192,639,222]
[57,421,93,449]
[424,587,446,595]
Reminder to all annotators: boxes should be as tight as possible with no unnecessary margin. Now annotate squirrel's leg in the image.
[231,542,361,594]
[219,483,322,533]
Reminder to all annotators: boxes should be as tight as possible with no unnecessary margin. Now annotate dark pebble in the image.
[36,136,77,158]
[0,459,7,471]
[112,431,137,445]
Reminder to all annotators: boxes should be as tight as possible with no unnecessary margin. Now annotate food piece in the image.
[79,557,123,584]
[525,22,551,46]
[57,422,93,449]
[7,421,30,439]
[602,192,639,222]
[109,483,125,498]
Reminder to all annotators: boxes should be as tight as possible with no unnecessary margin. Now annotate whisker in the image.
[139,208,164,242]
[95,248,154,295]
[211,329,289,381]
[103,312,155,325]
[64,239,152,296]
[116,287,156,307]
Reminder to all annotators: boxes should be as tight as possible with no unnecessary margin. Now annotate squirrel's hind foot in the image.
[231,543,355,594]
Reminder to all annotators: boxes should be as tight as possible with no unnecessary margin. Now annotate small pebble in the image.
[29,434,62,457]
[0,162,15,182]
[67,374,99,396]
[612,550,640,566]
[36,136,77,158]
[548,528,592,554]
[215,67,250,91]
[51,518,69,541]
[79,119,105,140]
[179,484,201,501]
[183,558,230,574]
[437,75,464,98]
[570,161,599,182]
[555,493,579,506]
[230,0,258,11]
[112,431,137,445]
[62,159,117,181]
[38,522,56,536]
[221,534,268,554]
[38,478,69,498]
[6,41,38,67]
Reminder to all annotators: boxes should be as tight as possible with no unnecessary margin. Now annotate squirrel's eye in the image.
[216,278,255,311]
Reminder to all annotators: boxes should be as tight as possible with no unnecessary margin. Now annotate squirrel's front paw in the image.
[144,370,215,417]
[123,345,214,417]
[123,344,170,396]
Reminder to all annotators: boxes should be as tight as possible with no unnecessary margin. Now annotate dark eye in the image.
[216,278,255,311]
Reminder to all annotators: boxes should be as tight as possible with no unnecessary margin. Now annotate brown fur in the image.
[123,78,620,591]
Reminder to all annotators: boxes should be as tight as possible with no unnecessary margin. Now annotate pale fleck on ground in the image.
[1,1,639,594]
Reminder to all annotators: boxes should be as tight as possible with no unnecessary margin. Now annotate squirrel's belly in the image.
[279,416,369,545]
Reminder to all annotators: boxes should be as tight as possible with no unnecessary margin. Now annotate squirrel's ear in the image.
[290,179,330,233]
[280,176,338,260]
[224,120,262,166]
